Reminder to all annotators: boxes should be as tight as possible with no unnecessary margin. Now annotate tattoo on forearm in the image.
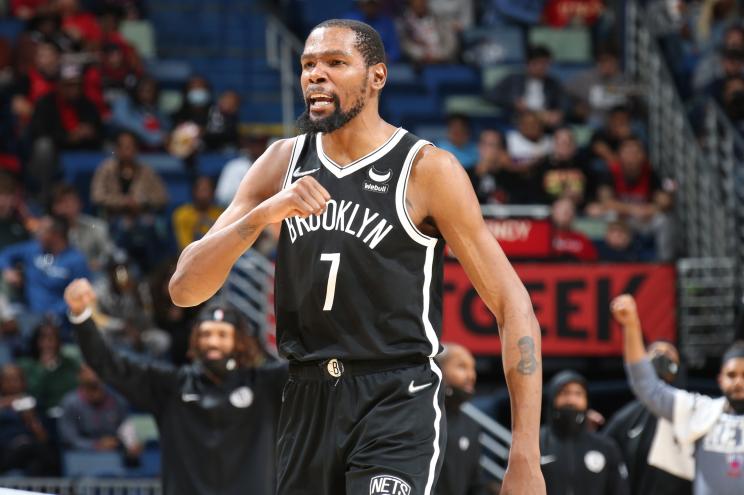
[516,336,538,375]
[236,223,257,241]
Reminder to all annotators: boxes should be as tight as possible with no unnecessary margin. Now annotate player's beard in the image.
[296,88,366,134]
[725,392,744,414]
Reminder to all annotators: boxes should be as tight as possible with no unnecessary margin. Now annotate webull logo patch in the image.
[369,475,411,495]
[363,181,389,193]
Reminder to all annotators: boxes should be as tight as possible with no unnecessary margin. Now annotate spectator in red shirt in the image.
[57,0,103,49]
[550,197,598,261]
[542,0,604,28]
[589,137,675,260]
[11,41,61,129]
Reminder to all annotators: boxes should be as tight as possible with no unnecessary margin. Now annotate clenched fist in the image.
[64,278,97,316]
[610,294,639,327]
[255,176,331,224]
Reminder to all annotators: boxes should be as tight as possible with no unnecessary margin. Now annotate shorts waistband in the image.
[288,355,429,379]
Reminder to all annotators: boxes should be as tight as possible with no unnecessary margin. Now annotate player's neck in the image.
[320,113,397,167]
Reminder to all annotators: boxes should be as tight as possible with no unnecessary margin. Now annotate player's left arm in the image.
[408,147,544,493]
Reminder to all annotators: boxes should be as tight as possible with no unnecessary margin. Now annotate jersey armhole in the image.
[395,140,438,247]
[281,134,307,190]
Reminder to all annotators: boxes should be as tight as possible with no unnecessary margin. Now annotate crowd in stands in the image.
[0,0,687,484]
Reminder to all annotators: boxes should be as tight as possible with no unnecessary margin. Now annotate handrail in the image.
[265,15,304,137]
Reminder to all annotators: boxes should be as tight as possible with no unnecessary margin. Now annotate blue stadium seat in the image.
[63,450,126,477]
[145,59,193,89]
[0,19,23,42]
[461,27,526,65]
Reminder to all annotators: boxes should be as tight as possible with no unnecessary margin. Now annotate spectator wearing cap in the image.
[486,45,566,128]
[28,63,103,204]
[64,277,288,495]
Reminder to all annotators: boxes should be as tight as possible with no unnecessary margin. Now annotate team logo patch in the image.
[584,450,606,473]
[363,166,392,194]
[369,475,411,495]
[229,386,254,408]
[326,359,344,378]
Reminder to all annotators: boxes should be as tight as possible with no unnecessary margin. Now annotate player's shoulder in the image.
[411,143,465,177]
[259,136,300,162]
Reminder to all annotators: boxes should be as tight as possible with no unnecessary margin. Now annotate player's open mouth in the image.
[308,93,335,111]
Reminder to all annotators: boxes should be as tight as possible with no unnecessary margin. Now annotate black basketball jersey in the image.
[274,128,445,362]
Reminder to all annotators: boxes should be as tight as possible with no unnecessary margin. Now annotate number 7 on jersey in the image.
[320,253,340,311]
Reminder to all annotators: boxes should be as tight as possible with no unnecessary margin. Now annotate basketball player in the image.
[169,20,544,495]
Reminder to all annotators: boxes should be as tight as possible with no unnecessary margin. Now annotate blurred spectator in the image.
[90,131,169,270]
[50,183,114,272]
[344,0,401,63]
[17,320,80,412]
[0,363,56,475]
[0,215,90,328]
[469,129,511,204]
[721,75,744,133]
[487,45,565,128]
[542,0,604,27]
[169,76,212,158]
[590,137,675,260]
[397,0,458,66]
[58,364,140,460]
[550,198,598,261]
[172,176,224,252]
[203,90,241,151]
[693,24,744,92]
[92,250,151,330]
[603,340,692,495]
[10,0,52,20]
[0,173,30,250]
[540,370,629,495]
[58,0,103,49]
[435,343,487,495]
[691,0,739,53]
[215,134,262,207]
[99,4,142,78]
[705,47,744,105]
[588,106,634,171]
[613,295,744,495]
[502,111,553,203]
[534,127,594,206]
[428,0,473,32]
[567,47,635,127]
[436,114,478,169]
[11,41,61,128]
[28,63,103,204]
[110,77,171,150]
[595,220,642,262]
[65,279,285,495]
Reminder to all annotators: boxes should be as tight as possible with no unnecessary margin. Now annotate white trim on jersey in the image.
[316,127,407,178]
[425,357,444,495]
[395,139,439,359]
[282,134,307,190]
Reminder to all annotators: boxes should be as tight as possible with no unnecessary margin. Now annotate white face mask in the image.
[187,88,211,106]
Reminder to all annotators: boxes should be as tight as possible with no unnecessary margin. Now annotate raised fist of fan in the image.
[64,278,97,316]
[255,176,331,224]
[610,294,639,328]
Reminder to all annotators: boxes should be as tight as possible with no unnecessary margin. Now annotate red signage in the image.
[484,218,552,257]
[442,262,676,356]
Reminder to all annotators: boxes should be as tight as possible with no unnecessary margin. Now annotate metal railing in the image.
[265,15,304,137]
[626,1,741,364]
[0,478,160,495]
[461,402,512,481]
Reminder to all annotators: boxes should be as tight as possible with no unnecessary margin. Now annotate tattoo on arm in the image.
[516,336,538,375]
[235,223,258,241]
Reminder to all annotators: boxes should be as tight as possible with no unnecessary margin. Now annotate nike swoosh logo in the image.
[293,166,320,178]
[368,167,392,183]
[540,455,557,465]
[627,425,644,438]
[181,393,200,402]
[408,381,433,394]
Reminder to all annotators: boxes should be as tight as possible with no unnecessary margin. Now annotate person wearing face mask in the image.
[435,343,487,495]
[603,341,692,495]
[613,294,744,495]
[539,370,630,495]
[62,277,287,495]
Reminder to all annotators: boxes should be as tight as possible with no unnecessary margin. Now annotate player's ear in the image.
[369,63,386,92]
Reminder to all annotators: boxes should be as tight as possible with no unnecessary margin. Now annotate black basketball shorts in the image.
[276,357,446,495]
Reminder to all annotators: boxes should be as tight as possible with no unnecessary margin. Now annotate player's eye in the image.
[330,60,345,66]
[302,62,315,70]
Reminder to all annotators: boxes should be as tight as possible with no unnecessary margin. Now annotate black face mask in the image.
[445,385,474,408]
[551,407,586,436]
[725,394,744,415]
[651,354,679,383]
[201,356,237,379]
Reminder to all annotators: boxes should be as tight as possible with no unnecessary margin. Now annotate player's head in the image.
[438,343,476,405]
[548,370,588,436]
[188,303,262,377]
[647,340,680,384]
[719,341,744,414]
[296,19,387,134]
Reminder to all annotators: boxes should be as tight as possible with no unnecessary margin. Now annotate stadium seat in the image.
[529,27,592,64]
[461,27,525,65]
[158,89,183,115]
[444,95,503,119]
[63,450,126,477]
[145,59,193,89]
[482,65,519,93]
[128,414,159,445]
[121,20,157,59]
[0,18,23,41]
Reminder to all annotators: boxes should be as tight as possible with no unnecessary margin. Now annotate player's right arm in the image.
[169,138,330,307]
